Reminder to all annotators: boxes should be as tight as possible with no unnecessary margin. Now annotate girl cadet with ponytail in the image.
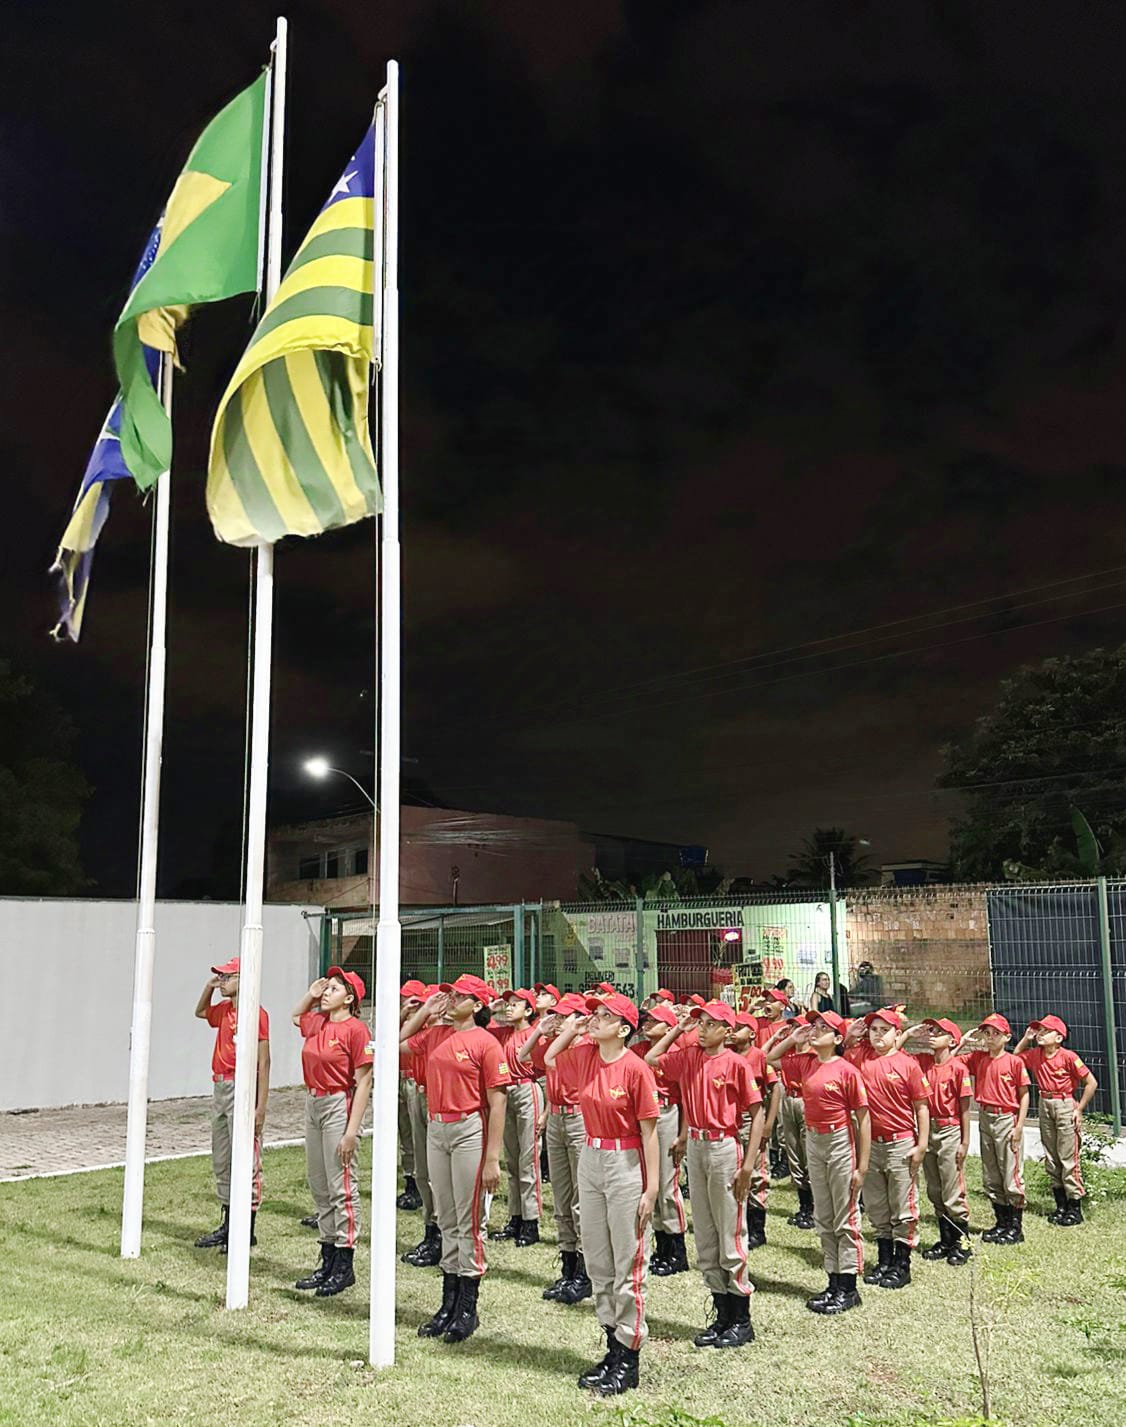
[291,967,373,1298]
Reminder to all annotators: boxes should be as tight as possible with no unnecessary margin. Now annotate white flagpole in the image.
[119,355,173,1260]
[369,58,401,1370]
[226,13,287,1312]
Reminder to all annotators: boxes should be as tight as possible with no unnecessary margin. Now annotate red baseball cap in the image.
[762,988,790,1006]
[792,1013,810,1027]
[555,992,590,1016]
[653,988,675,1003]
[691,1000,737,1028]
[1031,1014,1068,1038]
[865,1007,904,1030]
[535,983,561,1001]
[643,1004,678,1029]
[976,1013,1012,1036]
[326,965,365,1006]
[212,957,240,975]
[440,973,494,1003]
[585,992,640,1029]
[922,1017,962,1044]
[686,993,708,1008]
[400,979,427,998]
[734,1011,758,1029]
[812,1010,846,1032]
[423,983,442,998]
[503,987,537,1011]
[596,981,617,994]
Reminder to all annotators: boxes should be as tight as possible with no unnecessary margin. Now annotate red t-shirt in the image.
[1019,1046,1091,1100]
[801,1056,868,1133]
[778,1048,815,1096]
[531,1034,589,1108]
[656,1045,761,1135]
[966,1050,1030,1113]
[843,1040,877,1068]
[679,1026,700,1050]
[917,1054,972,1123]
[491,1023,539,1084]
[409,1024,512,1116]
[205,1000,269,1079]
[631,1042,678,1105]
[755,1017,785,1050]
[559,1042,660,1140]
[858,1050,929,1139]
[740,1044,778,1101]
[300,1012,372,1094]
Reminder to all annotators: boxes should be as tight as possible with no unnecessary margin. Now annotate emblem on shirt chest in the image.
[712,1076,726,1089]
[328,1039,340,1048]
[454,1049,471,1063]
[824,1080,840,1093]
[608,1084,627,1100]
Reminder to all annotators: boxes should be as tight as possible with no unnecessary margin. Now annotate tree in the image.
[939,645,1126,881]
[785,828,872,887]
[576,865,729,903]
[0,660,90,895]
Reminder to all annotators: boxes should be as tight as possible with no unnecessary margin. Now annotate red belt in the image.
[688,1127,736,1141]
[585,1135,640,1150]
[307,1087,349,1098]
[932,1117,961,1128]
[807,1119,848,1134]
[1041,1095,1074,1102]
[872,1131,915,1145]
[658,1098,672,1109]
[429,1110,480,1123]
[549,1103,580,1116]
[978,1103,1012,1115]
[213,1074,235,1083]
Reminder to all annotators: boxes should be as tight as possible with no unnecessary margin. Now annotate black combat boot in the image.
[295,1242,335,1290]
[806,1273,839,1312]
[879,1241,911,1289]
[693,1291,731,1347]
[981,1202,1009,1243]
[219,1210,256,1254]
[578,1326,616,1389]
[595,1342,640,1395]
[396,1175,422,1211]
[1048,1186,1067,1224]
[401,1221,441,1266]
[490,1215,521,1242]
[195,1205,229,1249]
[556,1252,593,1305]
[515,1217,540,1247]
[316,1245,356,1296]
[418,1271,461,1337]
[946,1218,972,1266]
[746,1204,767,1249]
[544,1250,576,1301]
[863,1238,893,1285]
[716,1293,755,1348]
[1059,1197,1084,1227]
[921,1217,952,1260]
[787,1186,816,1229]
[652,1231,689,1275]
[821,1272,861,1314]
[649,1230,669,1273]
[999,1206,1024,1244]
[300,1213,319,1229]
[442,1275,480,1342]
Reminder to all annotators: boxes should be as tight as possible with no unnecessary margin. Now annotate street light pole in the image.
[303,757,377,810]
[828,849,840,1011]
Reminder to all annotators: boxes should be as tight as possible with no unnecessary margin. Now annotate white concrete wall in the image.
[0,898,322,1111]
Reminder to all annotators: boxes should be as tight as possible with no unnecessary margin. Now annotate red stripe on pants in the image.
[628,1149,649,1350]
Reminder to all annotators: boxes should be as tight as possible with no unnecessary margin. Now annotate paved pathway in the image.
[0,1085,315,1180]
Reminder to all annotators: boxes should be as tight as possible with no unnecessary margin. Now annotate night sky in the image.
[6,2,1126,897]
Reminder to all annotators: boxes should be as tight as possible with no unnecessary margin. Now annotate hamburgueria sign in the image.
[654,907,744,932]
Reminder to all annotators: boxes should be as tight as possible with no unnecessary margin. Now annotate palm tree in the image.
[785,828,872,888]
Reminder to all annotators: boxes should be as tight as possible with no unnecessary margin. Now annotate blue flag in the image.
[51,229,162,641]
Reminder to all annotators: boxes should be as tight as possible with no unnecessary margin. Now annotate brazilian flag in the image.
[114,74,267,489]
[207,124,381,546]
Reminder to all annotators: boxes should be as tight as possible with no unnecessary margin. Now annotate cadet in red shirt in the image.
[489,989,544,1246]
[193,956,270,1254]
[396,979,426,1213]
[400,974,511,1344]
[728,1011,781,1249]
[763,1016,816,1228]
[520,993,593,1304]
[855,1009,930,1289]
[1015,1014,1098,1226]
[752,990,790,1177]
[960,1014,1031,1245]
[634,1004,688,1277]
[647,1002,763,1351]
[546,992,660,1397]
[291,967,373,1298]
[908,1017,973,1266]
[790,1012,870,1315]
[400,982,444,1269]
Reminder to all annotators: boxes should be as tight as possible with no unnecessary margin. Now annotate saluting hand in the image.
[309,977,328,999]
[338,1131,358,1168]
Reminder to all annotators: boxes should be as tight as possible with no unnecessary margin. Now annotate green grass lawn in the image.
[1,1148,1124,1427]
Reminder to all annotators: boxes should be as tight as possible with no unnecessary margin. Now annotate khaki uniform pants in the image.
[404,1080,436,1225]
[398,1075,415,1177]
[578,1144,650,1350]
[780,1091,809,1190]
[686,1135,751,1297]
[979,1107,1025,1207]
[546,1110,585,1252]
[428,1113,488,1278]
[737,1116,769,1210]
[211,1078,263,1210]
[305,1091,360,1248]
[655,1102,687,1233]
[806,1125,864,1275]
[923,1123,969,1224]
[865,1138,920,1247]
[1040,1097,1085,1200]
[503,1081,544,1220]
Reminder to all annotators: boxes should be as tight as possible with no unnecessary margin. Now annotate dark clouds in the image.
[5,1,1126,894]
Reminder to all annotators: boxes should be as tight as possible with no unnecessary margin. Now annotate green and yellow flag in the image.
[114,74,267,489]
[207,124,381,546]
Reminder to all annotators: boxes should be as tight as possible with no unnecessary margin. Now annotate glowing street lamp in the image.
[301,756,376,810]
